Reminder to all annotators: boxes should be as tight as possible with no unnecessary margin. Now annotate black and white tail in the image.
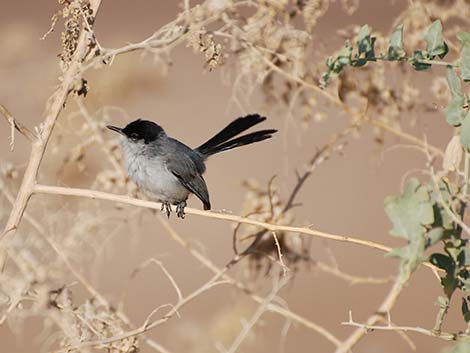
[196,114,277,158]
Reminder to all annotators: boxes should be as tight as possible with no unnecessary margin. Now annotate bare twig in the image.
[33,183,393,250]
[131,258,183,303]
[225,274,290,353]
[33,184,444,274]
[334,271,411,353]
[0,104,35,150]
[342,310,461,341]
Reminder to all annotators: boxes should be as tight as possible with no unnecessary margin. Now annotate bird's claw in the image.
[176,201,186,219]
[161,202,172,218]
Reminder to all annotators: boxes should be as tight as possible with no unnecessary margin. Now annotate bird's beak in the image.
[106,125,124,135]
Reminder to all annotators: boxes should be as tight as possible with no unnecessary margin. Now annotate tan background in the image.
[0,1,458,353]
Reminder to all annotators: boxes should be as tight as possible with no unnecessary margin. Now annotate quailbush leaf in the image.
[385,178,434,239]
[460,113,470,149]
[450,340,470,353]
[385,178,434,273]
[446,66,463,98]
[442,273,458,298]
[429,179,457,230]
[388,24,406,60]
[384,239,427,274]
[436,295,449,307]
[357,25,374,57]
[462,298,470,323]
[457,32,470,82]
[430,253,454,271]
[427,227,445,247]
[410,50,431,71]
[444,96,466,126]
[443,135,463,172]
[425,20,448,58]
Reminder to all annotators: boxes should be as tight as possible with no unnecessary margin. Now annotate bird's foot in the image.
[161,201,172,218]
[176,200,187,219]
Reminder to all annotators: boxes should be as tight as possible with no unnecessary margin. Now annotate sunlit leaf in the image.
[457,32,470,81]
[425,20,448,58]
[388,24,406,60]
[460,113,470,149]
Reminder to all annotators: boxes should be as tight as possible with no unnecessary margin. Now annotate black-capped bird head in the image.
[107,119,164,144]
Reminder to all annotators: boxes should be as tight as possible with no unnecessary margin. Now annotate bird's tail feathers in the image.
[196,114,276,157]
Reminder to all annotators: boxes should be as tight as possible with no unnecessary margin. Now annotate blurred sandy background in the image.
[0,1,458,353]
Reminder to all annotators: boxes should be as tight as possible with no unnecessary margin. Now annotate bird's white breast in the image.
[120,137,190,203]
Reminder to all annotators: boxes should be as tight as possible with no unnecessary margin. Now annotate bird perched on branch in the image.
[107,114,277,218]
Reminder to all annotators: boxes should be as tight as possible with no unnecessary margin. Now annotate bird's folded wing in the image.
[167,157,211,210]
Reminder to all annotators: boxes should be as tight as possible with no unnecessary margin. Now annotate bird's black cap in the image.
[107,119,164,144]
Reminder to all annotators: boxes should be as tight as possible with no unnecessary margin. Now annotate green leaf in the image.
[385,178,434,239]
[336,44,353,68]
[436,295,449,307]
[425,20,448,58]
[460,113,470,149]
[462,298,470,323]
[357,25,374,57]
[442,273,458,297]
[388,24,406,60]
[320,43,353,88]
[464,242,470,266]
[385,239,427,273]
[385,178,434,273]
[446,66,463,98]
[429,179,457,231]
[457,32,470,82]
[444,96,466,126]
[427,227,445,246]
[430,253,454,271]
[410,50,431,71]
[449,339,470,353]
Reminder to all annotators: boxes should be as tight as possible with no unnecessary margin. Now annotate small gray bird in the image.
[107,114,277,218]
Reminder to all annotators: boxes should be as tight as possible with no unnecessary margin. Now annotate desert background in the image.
[0,1,465,353]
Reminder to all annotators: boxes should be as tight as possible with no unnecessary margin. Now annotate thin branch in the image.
[131,258,183,303]
[33,184,443,274]
[342,310,461,341]
[334,270,411,353]
[225,275,290,353]
[272,231,289,276]
[0,104,35,150]
[314,261,394,285]
[33,184,392,253]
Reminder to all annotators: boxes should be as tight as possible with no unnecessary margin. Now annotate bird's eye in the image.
[130,133,139,139]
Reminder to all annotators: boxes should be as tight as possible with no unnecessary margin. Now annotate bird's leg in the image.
[161,201,172,218]
[176,200,187,219]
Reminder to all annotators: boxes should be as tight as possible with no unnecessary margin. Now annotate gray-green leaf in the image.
[388,24,406,60]
[446,66,463,98]
[460,113,470,149]
[425,20,448,58]
[444,96,466,126]
[410,50,431,71]
[355,25,376,65]
[457,32,470,81]
[385,178,434,239]
[449,340,470,353]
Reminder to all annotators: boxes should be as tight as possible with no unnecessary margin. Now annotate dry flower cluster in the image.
[2,1,470,353]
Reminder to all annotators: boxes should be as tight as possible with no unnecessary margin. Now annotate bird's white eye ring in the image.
[130,133,139,139]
